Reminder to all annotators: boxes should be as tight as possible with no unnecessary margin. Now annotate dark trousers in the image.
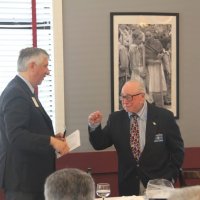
[5,190,44,200]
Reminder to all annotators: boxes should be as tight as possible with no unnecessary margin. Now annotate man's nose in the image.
[46,69,51,75]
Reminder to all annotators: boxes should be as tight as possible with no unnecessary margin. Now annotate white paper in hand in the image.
[66,129,80,151]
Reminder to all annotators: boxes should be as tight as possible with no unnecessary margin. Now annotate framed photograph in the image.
[110,12,179,118]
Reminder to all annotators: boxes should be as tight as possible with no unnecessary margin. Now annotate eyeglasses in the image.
[119,93,142,102]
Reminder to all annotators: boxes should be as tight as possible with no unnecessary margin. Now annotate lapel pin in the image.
[32,97,39,107]
[153,122,157,125]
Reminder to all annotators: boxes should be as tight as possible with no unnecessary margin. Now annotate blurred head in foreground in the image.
[44,168,95,200]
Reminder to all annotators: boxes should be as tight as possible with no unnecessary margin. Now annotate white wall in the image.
[62,0,200,151]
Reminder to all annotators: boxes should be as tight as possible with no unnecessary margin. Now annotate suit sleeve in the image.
[166,112,184,177]
[3,95,53,155]
[89,115,113,150]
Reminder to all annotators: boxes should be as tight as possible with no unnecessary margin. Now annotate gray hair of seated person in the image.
[168,185,200,200]
[44,168,95,200]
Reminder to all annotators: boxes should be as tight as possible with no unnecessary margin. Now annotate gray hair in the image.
[136,81,146,93]
[126,80,146,93]
[44,168,95,200]
[17,47,49,72]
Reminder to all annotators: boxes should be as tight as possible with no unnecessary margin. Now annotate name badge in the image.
[154,133,164,143]
[32,97,39,107]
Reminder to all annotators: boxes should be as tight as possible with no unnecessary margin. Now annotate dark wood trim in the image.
[56,151,118,173]
[1,147,200,199]
[182,147,200,169]
[56,151,119,197]
[179,147,200,186]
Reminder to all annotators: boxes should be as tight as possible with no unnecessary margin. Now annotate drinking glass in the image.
[145,179,174,199]
[96,183,111,200]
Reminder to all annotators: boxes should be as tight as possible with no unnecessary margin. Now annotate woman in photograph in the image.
[129,29,146,84]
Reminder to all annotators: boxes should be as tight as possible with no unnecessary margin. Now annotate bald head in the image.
[122,80,145,94]
[121,80,146,113]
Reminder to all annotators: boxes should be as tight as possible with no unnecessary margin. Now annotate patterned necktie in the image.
[130,114,140,160]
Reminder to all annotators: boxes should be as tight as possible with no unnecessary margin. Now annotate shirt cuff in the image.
[88,122,100,131]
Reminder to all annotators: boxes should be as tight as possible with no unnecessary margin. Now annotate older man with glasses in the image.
[88,80,184,196]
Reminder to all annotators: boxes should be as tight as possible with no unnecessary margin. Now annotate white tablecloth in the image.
[95,196,144,200]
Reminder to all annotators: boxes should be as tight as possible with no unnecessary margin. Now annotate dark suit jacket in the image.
[89,103,184,196]
[0,76,55,192]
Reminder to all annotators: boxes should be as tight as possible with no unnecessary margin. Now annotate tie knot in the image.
[131,113,138,120]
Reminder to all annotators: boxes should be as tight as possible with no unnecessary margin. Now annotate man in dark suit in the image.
[0,47,69,200]
[88,80,184,196]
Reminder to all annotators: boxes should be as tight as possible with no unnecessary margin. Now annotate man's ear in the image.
[28,61,35,71]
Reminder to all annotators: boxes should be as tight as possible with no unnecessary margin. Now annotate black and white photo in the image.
[110,12,179,118]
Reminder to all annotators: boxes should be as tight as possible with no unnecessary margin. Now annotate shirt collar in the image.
[128,101,147,120]
[17,74,34,94]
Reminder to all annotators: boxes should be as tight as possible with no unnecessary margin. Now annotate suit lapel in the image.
[14,76,53,129]
[32,94,50,118]
[31,94,53,125]
[120,111,133,155]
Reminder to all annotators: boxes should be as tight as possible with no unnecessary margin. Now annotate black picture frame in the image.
[110,12,179,118]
